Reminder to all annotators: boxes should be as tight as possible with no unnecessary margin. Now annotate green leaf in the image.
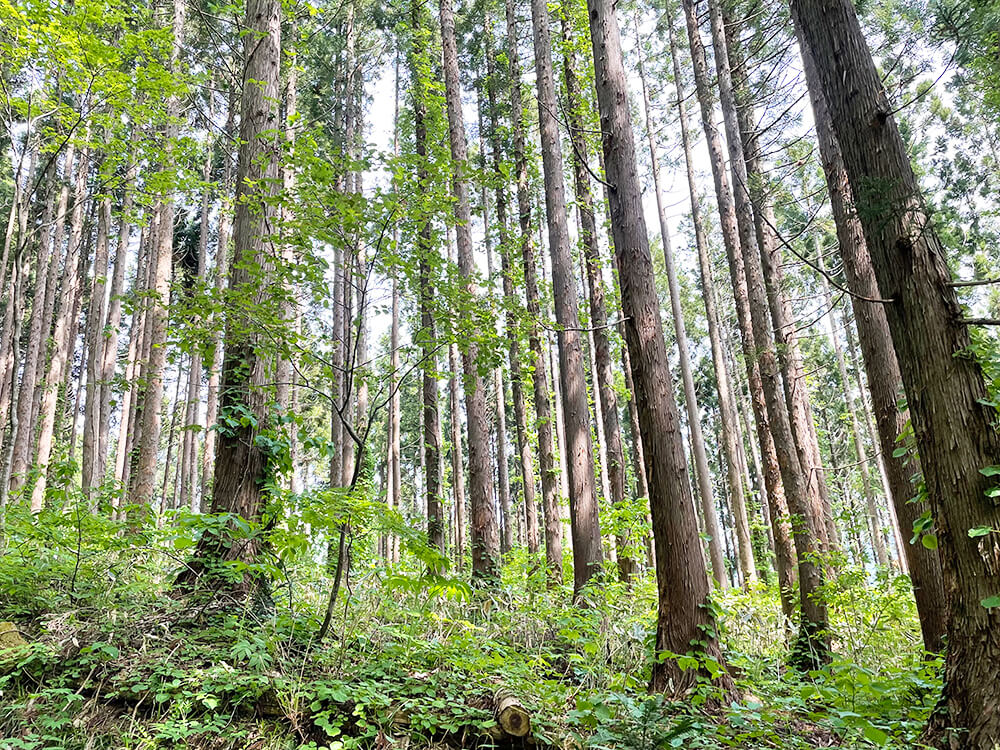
[921,533,938,550]
[981,595,1000,609]
[862,724,889,745]
[981,465,1000,477]
[968,526,994,538]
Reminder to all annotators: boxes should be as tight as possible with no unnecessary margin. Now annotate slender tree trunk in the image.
[411,0,444,555]
[723,16,837,551]
[484,25,539,556]
[30,141,89,513]
[10,146,73,494]
[586,0,732,697]
[635,24,728,588]
[439,0,500,582]
[180,143,212,512]
[7,161,57,496]
[98,166,134,499]
[505,0,561,580]
[680,0,827,663]
[797,27,946,653]
[818,248,889,568]
[561,13,629,583]
[129,0,185,512]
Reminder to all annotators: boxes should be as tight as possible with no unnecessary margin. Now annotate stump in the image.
[494,689,530,738]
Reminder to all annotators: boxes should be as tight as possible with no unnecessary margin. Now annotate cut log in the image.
[495,688,531,737]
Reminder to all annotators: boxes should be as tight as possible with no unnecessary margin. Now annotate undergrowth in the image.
[0,504,942,749]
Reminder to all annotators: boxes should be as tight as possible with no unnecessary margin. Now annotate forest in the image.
[1,0,999,746]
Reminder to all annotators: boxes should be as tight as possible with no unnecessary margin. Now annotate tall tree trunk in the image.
[411,0,444,555]
[177,0,281,591]
[796,25,946,654]
[98,166,134,500]
[530,0,602,592]
[561,12,630,583]
[792,2,1000,741]
[667,30,762,589]
[585,0,732,697]
[476,91,513,555]
[81,192,112,497]
[7,160,57,496]
[387,50,402,563]
[484,23,539,556]
[439,0,500,582]
[723,16,838,551]
[10,146,73,495]
[506,0,561,580]
[180,143,213,512]
[635,23,728,588]
[680,0,827,664]
[30,140,89,513]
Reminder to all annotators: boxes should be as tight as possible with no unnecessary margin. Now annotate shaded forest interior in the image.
[1,0,1000,747]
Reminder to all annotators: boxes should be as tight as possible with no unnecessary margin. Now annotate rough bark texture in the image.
[586,0,731,697]
[796,13,948,655]
[560,14,627,582]
[177,0,280,591]
[506,0,562,580]
[791,1,1000,743]
[530,0,602,593]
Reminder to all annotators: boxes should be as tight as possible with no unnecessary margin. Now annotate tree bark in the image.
[484,25,539,557]
[561,12,630,583]
[505,0,562,580]
[796,23,946,654]
[635,23,728,588]
[791,1,1000,742]
[586,0,732,697]
[177,0,281,592]
[680,0,827,663]
[439,0,500,582]
[530,0,602,593]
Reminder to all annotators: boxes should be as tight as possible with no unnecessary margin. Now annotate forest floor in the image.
[0,517,940,749]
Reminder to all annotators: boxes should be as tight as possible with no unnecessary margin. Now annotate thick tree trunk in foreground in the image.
[506,0,561,580]
[439,0,500,582]
[796,15,948,655]
[791,0,1000,743]
[586,0,731,697]
[530,0,602,593]
[177,0,281,592]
